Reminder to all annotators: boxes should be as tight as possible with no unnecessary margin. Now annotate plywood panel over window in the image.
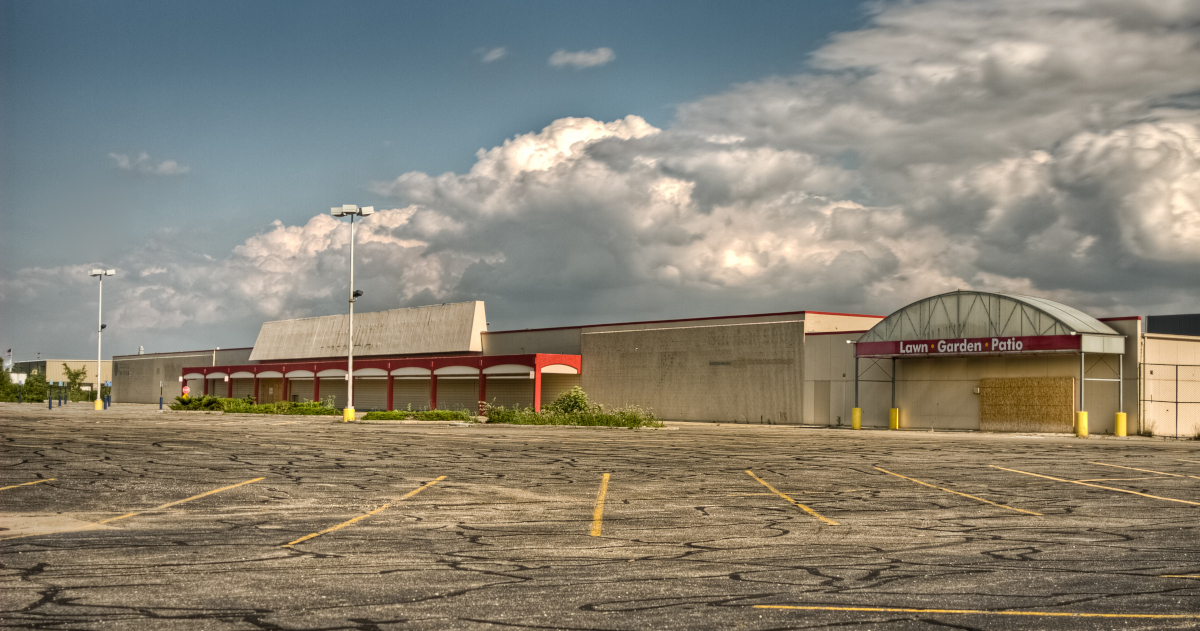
[393,379,430,411]
[979,377,1074,433]
[486,378,533,409]
[354,378,388,411]
[438,378,478,412]
[541,374,581,407]
[258,378,283,404]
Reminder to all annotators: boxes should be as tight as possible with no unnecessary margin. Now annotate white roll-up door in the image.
[392,379,430,411]
[437,378,478,412]
[232,378,254,399]
[288,379,314,403]
[485,378,534,409]
[540,374,581,407]
[320,378,348,409]
[354,378,388,411]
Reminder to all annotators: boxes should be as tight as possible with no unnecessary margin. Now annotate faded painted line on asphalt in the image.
[991,466,1200,506]
[1092,462,1200,480]
[590,473,610,537]
[282,476,446,547]
[1076,477,1163,482]
[0,477,265,542]
[745,470,839,526]
[0,478,55,491]
[875,467,1040,515]
[1162,574,1200,579]
[754,605,1200,619]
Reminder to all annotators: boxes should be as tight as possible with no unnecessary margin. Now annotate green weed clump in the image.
[362,409,471,421]
[484,388,661,428]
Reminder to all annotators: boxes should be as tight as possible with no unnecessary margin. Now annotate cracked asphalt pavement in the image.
[2,402,1200,630]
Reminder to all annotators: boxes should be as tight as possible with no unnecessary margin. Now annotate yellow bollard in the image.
[851,407,862,430]
[1115,412,1127,437]
[94,399,104,410]
[889,408,899,430]
[342,406,355,423]
[1075,411,1088,438]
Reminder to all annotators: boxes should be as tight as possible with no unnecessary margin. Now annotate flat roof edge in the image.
[487,309,883,336]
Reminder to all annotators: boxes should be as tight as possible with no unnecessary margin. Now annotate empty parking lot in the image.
[2,403,1200,630]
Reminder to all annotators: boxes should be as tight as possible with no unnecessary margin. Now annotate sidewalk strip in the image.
[990,466,1200,506]
[875,467,1040,515]
[754,605,1200,619]
[745,470,839,525]
[283,476,445,547]
[590,473,610,537]
[0,478,55,492]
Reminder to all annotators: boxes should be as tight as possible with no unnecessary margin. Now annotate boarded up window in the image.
[979,377,1074,433]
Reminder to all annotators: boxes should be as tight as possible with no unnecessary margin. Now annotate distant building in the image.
[10,359,112,390]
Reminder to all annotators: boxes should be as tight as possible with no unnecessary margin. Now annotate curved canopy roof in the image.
[857,291,1118,343]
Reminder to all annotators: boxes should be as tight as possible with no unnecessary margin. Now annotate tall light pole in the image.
[89,268,114,410]
[331,204,373,422]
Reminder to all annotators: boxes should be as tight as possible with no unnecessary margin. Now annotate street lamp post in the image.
[331,204,373,422]
[89,268,114,410]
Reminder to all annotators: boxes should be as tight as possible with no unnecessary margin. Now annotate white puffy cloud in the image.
[108,152,190,175]
[6,0,1200,356]
[548,47,615,69]
[479,47,507,63]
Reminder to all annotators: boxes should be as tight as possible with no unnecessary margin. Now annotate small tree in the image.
[63,363,88,393]
[546,386,589,413]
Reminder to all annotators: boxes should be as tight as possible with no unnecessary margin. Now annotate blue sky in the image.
[2,0,869,270]
[3,0,1199,361]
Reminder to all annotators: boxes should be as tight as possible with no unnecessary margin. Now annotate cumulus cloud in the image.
[109,152,190,175]
[548,47,615,69]
[6,0,1200,355]
[479,47,507,63]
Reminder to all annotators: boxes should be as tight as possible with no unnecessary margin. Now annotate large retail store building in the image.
[113,291,1199,436]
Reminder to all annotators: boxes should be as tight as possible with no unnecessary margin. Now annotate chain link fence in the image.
[1140,363,1200,439]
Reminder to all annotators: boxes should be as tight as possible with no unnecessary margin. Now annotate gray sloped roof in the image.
[857,291,1118,343]
[249,301,486,361]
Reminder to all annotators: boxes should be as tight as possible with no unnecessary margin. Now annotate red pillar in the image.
[387,375,394,411]
[282,377,289,402]
[227,378,233,398]
[430,375,438,410]
[533,369,542,412]
[204,377,209,396]
[313,377,320,403]
[253,376,259,403]
[477,374,487,415]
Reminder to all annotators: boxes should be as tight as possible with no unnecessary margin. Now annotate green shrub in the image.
[170,395,225,411]
[545,386,589,413]
[362,409,471,421]
[167,395,339,415]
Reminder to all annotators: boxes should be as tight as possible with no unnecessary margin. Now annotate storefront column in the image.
[1076,352,1088,437]
[430,375,438,410]
[851,356,861,430]
[253,376,259,403]
[889,357,899,430]
[386,375,394,411]
[313,377,320,403]
[282,377,289,402]
[477,375,487,416]
[204,377,209,396]
[226,377,233,398]
[534,369,543,412]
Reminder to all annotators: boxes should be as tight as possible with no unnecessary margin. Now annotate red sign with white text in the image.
[856,335,1080,358]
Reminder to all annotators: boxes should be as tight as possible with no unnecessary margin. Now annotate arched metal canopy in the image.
[859,291,1118,342]
[855,291,1123,358]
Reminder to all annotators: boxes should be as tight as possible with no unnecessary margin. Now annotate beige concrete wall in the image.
[483,328,583,355]
[802,313,884,334]
[1141,332,1200,437]
[581,320,804,423]
[803,332,887,426]
[113,348,253,403]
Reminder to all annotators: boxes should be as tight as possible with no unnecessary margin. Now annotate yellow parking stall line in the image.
[875,467,1040,515]
[1091,462,1200,479]
[0,478,55,491]
[1076,477,1163,482]
[753,605,1200,620]
[990,466,1200,506]
[282,476,445,547]
[0,477,265,542]
[1162,574,1200,579]
[590,473,610,537]
[745,470,839,525]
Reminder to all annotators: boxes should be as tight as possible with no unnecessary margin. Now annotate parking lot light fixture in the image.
[89,268,115,410]
[330,205,373,422]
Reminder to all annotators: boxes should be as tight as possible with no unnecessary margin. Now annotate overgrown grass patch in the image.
[484,404,661,428]
[362,410,471,421]
[170,396,340,415]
